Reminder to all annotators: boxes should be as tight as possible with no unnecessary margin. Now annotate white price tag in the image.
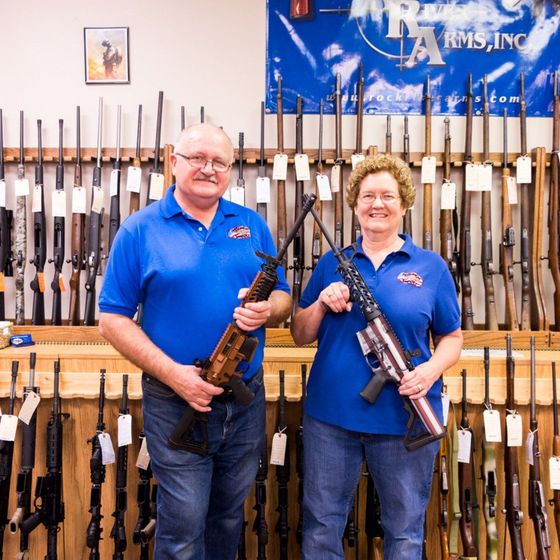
[0,180,6,207]
[549,457,560,490]
[457,429,472,463]
[110,170,121,197]
[294,153,310,181]
[32,185,43,213]
[71,186,87,214]
[351,153,365,170]
[118,414,132,447]
[516,156,532,184]
[526,431,534,465]
[18,391,41,425]
[506,176,518,205]
[91,186,104,214]
[229,186,245,206]
[148,173,165,201]
[506,413,523,447]
[465,163,479,191]
[272,154,288,181]
[421,156,436,184]
[221,189,231,202]
[330,164,341,193]
[270,432,287,466]
[15,178,30,197]
[440,181,456,210]
[52,190,66,218]
[256,176,271,204]
[483,409,502,442]
[441,392,450,427]
[478,163,493,192]
[316,173,332,201]
[126,166,142,193]
[99,432,116,465]
[136,436,151,470]
[0,414,18,442]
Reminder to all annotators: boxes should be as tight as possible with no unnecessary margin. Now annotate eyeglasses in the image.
[174,152,232,173]
[357,192,401,204]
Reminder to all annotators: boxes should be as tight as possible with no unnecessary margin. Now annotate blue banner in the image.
[266,0,560,116]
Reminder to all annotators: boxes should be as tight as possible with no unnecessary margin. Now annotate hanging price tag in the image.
[229,186,245,206]
[441,392,450,427]
[110,170,120,197]
[126,166,142,193]
[0,414,18,442]
[91,186,104,214]
[506,176,518,205]
[52,190,66,218]
[351,153,365,170]
[420,156,436,184]
[148,173,165,201]
[294,153,310,181]
[15,178,30,197]
[18,391,41,425]
[478,163,493,192]
[483,409,502,442]
[465,163,479,191]
[256,176,271,203]
[71,187,87,214]
[330,164,341,193]
[516,156,532,184]
[272,154,288,181]
[506,413,523,447]
[0,180,6,207]
[99,432,116,465]
[457,430,472,463]
[136,436,151,470]
[270,432,287,466]
[440,181,456,210]
[549,457,560,490]
[118,414,132,447]
[316,174,332,201]
[526,431,535,465]
[32,185,43,213]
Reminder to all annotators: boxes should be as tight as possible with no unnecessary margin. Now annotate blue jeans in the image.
[302,414,438,560]
[142,370,265,560]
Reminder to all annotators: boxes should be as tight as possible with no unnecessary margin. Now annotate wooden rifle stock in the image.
[550,362,560,544]
[422,75,433,250]
[276,76,287,269]
[549,72,560,329]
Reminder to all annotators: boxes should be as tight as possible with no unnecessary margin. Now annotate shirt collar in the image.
[352,233,414,259]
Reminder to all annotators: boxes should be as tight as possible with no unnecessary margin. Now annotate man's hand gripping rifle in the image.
[168,194,317,455]
[308,205,445,450]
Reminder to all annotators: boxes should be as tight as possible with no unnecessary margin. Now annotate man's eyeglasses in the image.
[174,153,232,173]
[357,192,401,204]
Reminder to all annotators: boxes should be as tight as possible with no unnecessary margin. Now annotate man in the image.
[99,123,291,559]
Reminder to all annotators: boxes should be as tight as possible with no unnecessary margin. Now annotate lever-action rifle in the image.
[168,194,317,455]
[307,205,445,450]
[549,72,560,330]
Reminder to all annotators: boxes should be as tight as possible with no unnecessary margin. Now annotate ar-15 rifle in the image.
[503,333,526,559]
[550,71,560,330]
[68,106,85,325]
[275,369,290,560]
[10,353,40,557]
[256,101,268,220]
[0,361,19,558]
[307,204,445,450]
[86,370,107,560]
[108,105,122,253]
[15,110,27,325]
[276,76,287,268]
[481,347,498,560]
[21,359,69,558]
[459,74,474,330]
[252,436,268,560]
[312,100,325,271]
[422,75,433,250]
[127,104,143,216]
[111,375,129,560]
[168,194,317,455]
[146,91,164,205]
[295,364,306,545]
[50,119,65,326]
[334,73,344,248]
[458,368,478,559]
[30,119,47,325]
[528,336,552,559]
[84,98,104,326]
[0,109,9,320]
[550,362,560,543]
[402,115,413,238]
[500,109,519,331]
[351,64,364,243]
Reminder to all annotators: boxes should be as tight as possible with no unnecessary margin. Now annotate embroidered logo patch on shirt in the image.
[397,271,423,288]
[228,225,251,239]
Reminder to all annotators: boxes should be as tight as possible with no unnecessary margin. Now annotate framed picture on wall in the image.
[84,27,130,84]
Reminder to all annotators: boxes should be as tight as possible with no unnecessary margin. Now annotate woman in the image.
[291,154,462,559]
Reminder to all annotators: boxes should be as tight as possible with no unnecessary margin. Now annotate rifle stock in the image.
[550,72,560,329]
[550,362,560,543]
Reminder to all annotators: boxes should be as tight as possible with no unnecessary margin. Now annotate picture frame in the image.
[84,27,130,84]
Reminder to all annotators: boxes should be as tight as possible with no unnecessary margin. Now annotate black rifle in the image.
[0,109,9,320]
[111,374,129,560]
[146,91,164,205]
[86,369,107,560]
[0,361,18,558]
[351,64,364,243]
[50,119,65,325]
[528,336,552,559]
[257,101,268,220]
[334,73,344,248]
[402,115,413,238]
[10,352,40,557]
[308,202,445,449]
[365,470,383,559]
[128,104,143,216]
[108,105,122,254]
[15,110,27,325]
[236,132,246,205]
[84,98,104,326]
[504,334,526,559]
[168,195,316,455]
[30,119,47,325]
[133,430,155,560]
[275,370,290,560]
[295,364,307,545]
[252,437,268,560]
[311,100,324,271]
[21,359,69,559]
[200,106,205,124]
[180,105,186,131]
[276,76,287,267]
[238,515,248,560]
[139,485,157,546]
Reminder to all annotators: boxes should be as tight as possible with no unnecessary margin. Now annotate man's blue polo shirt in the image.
[99,185,290,380]
[299,234,460,435]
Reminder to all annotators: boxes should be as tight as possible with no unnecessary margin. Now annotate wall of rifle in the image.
[1,337,560,559]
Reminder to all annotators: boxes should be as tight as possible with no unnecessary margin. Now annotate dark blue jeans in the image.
[302,414,439,560]
[142,370,265,560]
